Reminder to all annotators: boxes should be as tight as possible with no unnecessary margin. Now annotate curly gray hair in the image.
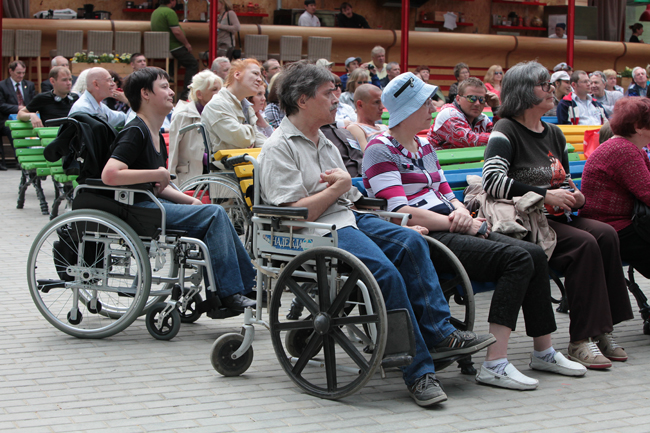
[278,60,335,117]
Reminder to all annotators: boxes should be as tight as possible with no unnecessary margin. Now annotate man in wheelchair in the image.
[101,67,256,313]
[258,61,496,407]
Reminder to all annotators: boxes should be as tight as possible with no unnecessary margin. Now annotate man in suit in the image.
[0,60,36,170]
[41,56,77,94]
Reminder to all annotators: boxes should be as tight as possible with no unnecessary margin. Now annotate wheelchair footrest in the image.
[206,308,241,320]
[381,309,416,368]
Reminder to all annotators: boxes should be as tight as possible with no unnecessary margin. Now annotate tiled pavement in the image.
[3,168,650,432]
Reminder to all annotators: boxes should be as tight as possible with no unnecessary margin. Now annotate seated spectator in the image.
[337,2,370,28]
[41,56,77,93]
[103,70,130,114]
[428,77,498,150]
[261,59,281,86]
[416,65,445,108]
[259,61,496,406]
[298,0,320,27]
[446,62,469,103]
[379,62,400,88]
[626,67,648,97]
[589,71,623,117]
[544,70,571,117]
[603,69,625,93]
[202,59,268,154]
[483,65,504,99]
[629,23,644,43]
[102,67,255,313]
[338,68,369,109]
[363,71,585,391]
[346,84,387,151]
[315,59,333,71]
[553,62,573,75]
[580,97,650,280]
[340,56,360,92]
[211,57,231,82]
[71,69,90,96]
[332,74,357,128]
[320,121,363,177]
[264,73,285,129]
[369,46,386,79]
[483,60,634,369]
[69,67,129,129]
[548,23,567,39]
[130,53,147,72]
[18,66,79,128]
[246,85,272,138]
[168,70,222,185]
[557,70,607,125]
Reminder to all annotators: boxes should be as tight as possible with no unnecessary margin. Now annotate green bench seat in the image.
[35,127,60,139]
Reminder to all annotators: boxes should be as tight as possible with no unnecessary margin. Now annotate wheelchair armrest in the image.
[355,197,386,210]
[252,205,309,220]
[85,178,155,192]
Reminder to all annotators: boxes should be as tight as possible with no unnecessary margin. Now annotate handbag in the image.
[632,198,650,243]
[583,129,600,159]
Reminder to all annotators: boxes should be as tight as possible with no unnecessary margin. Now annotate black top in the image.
[26,91,79,123]
[110,116,167,171]
[336,12,370,28]
[629,34,640,43]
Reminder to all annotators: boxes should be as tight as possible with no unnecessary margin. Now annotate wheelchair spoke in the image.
[315,254,331,311]
[322,334,337,392]
[330,326,370,373]
[292,332,324,376]
[328,268,361,317]
[286,277,320,316]
[330,314,380,327]
[274,319,316,331]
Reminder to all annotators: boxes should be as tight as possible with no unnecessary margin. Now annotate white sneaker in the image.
[476,363,538,390]
[529,351,587,377]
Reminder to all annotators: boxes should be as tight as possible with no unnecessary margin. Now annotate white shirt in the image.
[574,95,602,125]
[298,11,320,27]
[335,102,357,129]
[69,91,128,128]
[548,34,567,39]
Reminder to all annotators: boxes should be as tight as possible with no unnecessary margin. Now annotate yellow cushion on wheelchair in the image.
[234,164,254,178]
[214,148,262,162]
[239,179,254,207]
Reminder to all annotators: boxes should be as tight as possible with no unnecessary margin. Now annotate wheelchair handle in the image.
[178,123,211,156]
[223,154,249,169]
[45,117,80,128]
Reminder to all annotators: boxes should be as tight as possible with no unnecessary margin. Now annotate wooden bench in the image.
[557,124,602,160]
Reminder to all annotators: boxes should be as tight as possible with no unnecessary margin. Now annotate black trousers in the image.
[428,231,557,337]
[618,224,650,279]
[171,46,199,100]
[548,216,633,342]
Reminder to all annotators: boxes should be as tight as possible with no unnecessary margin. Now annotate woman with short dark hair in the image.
[446,62,469,103]
[580,97,650,278]
[483,61,634,370]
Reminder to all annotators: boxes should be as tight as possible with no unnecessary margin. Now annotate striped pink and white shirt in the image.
[362,132,456,214]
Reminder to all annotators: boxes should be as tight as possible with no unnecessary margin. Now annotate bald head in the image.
[353,84,380,105]
[353,84,384,123]
[86,67,115,102]
[52,56,69,68]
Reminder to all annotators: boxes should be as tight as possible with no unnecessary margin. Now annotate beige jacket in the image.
[201,87,266,156]
[167,100,205,187]
[465,175,557,260]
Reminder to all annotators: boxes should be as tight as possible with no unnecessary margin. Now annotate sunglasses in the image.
[335,83,343,89]
[460,94,486,104]
[357,80,369,85]
[536,81,552,92]
[494,71,503,75]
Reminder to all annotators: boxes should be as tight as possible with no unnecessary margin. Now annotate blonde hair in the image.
[602,69,617,80]
[189,70,222,102]
[71,69,90,95]
[346,68,370,95]
[225,58,261,87]
[484,65,503,85]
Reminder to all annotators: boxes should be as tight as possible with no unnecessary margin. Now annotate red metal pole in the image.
[400,0,409,73]
[0,2,3,60]
[209,0,219,64]
[567,0,575,67]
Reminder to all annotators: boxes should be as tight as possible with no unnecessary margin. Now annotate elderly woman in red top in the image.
[580,97,650,278]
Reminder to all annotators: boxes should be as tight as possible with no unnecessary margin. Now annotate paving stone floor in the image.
[3,169,650,432]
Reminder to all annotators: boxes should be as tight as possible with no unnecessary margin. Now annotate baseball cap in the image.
[316,58,334,68]
[553,62,570,72]
[382,72,439,128]
[550,71,570,83]
[345,56,362,68]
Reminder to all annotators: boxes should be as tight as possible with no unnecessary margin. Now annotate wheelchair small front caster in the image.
[179,293,203,324]
[211,333,253,377]
[86,300,102,314]
[67,311,82,325]
[146,303,181,340]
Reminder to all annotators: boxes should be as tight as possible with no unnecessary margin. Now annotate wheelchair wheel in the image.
[269,247,387,400]
[181,175,252,250]
[211,333,254,377]
[145,302,181,340]
[27,209,151,339]
[180,292,203,324]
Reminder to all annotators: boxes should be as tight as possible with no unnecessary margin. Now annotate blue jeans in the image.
[136,200,255,298]
[335,213,456,386]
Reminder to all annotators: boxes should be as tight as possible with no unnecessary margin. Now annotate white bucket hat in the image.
[382,72,439,128]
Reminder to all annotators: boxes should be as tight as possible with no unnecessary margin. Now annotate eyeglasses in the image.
[335,83,342,89]
[460,94,486,104]
[394,77,414,98]
[357,80,369,85]
[494,71,503,75]
[536,81,552,92]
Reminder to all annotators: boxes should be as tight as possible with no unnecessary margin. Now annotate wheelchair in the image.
[27,117,245,340]
[207,152,478,400]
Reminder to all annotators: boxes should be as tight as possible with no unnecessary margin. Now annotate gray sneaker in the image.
[408,373,448,407]
[430,330,496,360]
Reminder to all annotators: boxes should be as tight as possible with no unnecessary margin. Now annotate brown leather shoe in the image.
[567,338,612,369]
[594,333,628,362]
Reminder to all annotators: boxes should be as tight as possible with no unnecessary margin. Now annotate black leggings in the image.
[618,224,650,279]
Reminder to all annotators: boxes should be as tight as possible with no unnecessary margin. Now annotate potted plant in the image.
[70,52,133,75]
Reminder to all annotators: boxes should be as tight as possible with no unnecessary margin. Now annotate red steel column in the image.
[567,0,575,67]
[400,0,409,72]
[209,0,219,64]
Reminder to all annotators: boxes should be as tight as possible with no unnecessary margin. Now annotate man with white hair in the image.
[41,56,77,93]
[626,66,648,97]
[369,46,387,79]
[68,67,128,128]
[589,71,623,117]
[211,57,231,81]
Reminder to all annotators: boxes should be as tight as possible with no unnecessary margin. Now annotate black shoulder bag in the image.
[632,198,650,243]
